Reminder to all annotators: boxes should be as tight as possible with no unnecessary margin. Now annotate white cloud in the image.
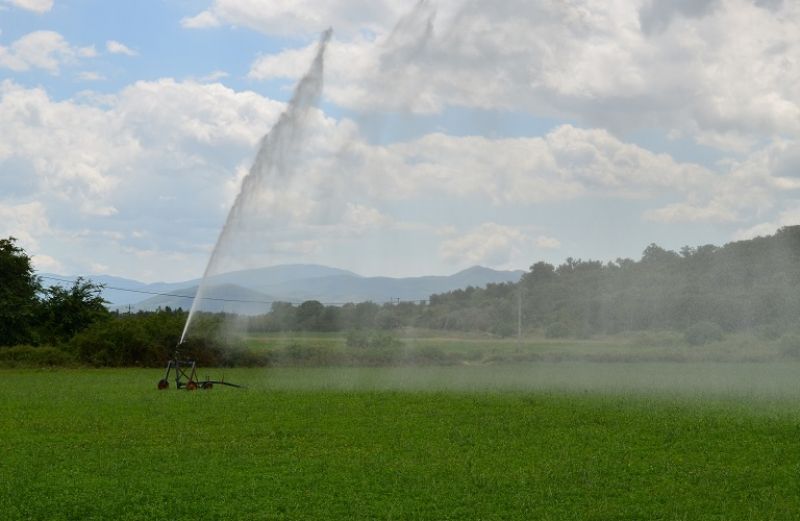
[342,203,391,234]
[338,125,717,206]
[3,49,799,280]
[77,71,105,81]
[0,31,94,74]
[0,79,290,279]
[184,0,410,37]
[241,0,800,149]
[645,202,739,224]
[115,78,285,146]
[77,45,96,58]
[89,262,109,273]
[200,70,229,82]
[440,223,527,266]
[536,236,561,250]
[6,0,53,13]
[249,44,318,81]
[181,10,221,29]
[733,207,800,240]
[0,81,135,214]
[106,40,137,56]
[0,74,788,240]
[0,201,49,249]
[646,138,800,224]
[248,37,392,109]
[33,253,63,273]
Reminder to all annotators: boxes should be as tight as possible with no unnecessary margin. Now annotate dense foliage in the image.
[0,237,41,346]
[0,238,111,349]
[37,278,109,345]
[4,227,800,366]
[245,226,800,339]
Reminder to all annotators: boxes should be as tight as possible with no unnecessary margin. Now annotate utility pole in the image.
[517,286,522,344]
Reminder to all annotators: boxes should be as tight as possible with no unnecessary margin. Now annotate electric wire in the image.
[38,275,430,307]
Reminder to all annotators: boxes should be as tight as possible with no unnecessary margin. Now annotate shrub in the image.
[0,345,75,367]
[68,311,238,367]
[345,330,401,349]
[351,346,401,366]
[70,317,151,366]
[404,345,452,365]
[375,309,401,330]
[779,334,800,359]
[628,330,684,347]
[346,329,370,349]
[545,321,571,339]
[490,321,515,338]
[218,346,270,367]
[684,321,724,346]
[278,343,343,366]
[755,323,784,341]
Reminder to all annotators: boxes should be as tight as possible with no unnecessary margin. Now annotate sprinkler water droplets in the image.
[180,29,333,344]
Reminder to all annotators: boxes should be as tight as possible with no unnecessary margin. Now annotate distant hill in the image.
[42,264,524,314]
[132,283,275,315]
[255,266,526,303]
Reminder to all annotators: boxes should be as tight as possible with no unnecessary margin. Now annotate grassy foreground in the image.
[2,367,800,520]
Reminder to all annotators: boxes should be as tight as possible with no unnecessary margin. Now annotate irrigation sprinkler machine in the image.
[153,32,334,392]
[157,343,244,391]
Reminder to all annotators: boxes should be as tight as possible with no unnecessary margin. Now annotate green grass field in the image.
[3,364,800,520]
[240,328,799,365]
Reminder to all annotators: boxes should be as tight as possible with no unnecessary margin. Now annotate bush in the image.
[684,321,724,346]
[68,311,239,367]
[755,323,784,341]
[278,343,344,366]
[70,317,152,366]
[545,321,571,339]
[351,346,402,366]
[628,330,684,347]
[217,346,270,367]
[779,334,800,359]
[346,329,370,349]
[490,321,515,338]
[0,345,75,367]
[403,345,453,365]
[346,330,401,349]
[375,309,401,330]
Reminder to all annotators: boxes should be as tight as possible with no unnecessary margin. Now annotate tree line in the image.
[247,226,800,340]
[3,226,800,366]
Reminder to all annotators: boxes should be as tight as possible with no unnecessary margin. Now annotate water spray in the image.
[178,28,332,345]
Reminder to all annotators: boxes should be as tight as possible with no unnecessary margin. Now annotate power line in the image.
[39,275,430,307]
[40,275,316,305]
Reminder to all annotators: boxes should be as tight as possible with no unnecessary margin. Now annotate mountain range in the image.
[40,264,525,314]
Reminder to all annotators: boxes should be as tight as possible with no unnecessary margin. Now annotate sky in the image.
[1,0,799,282]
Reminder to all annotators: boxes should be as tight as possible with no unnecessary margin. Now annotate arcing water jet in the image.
[179,29,332,344]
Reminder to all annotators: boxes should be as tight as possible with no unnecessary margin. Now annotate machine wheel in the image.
[186,381,198,391]
[157,379,169,390]
[201,382,213,390]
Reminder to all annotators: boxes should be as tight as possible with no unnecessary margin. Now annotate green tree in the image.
[270,302,297,331]
[0,237,41,346]
[296,300,325,331]
[38,277,109,344]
